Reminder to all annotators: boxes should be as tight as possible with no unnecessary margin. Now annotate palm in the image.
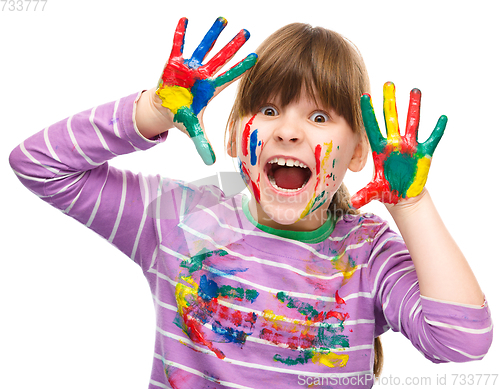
[351,82,447,208]
[156,17,257,165]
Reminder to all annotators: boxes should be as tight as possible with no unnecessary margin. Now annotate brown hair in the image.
[228,22,382,376]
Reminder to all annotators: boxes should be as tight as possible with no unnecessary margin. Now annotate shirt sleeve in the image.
[367,218,493,363]
[9,92,169,269]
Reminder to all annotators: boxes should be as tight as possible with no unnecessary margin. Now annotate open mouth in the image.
[266,157,312,192]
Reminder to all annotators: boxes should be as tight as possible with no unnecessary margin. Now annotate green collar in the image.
[241,196,335,244]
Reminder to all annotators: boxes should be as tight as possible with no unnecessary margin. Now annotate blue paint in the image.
[187,17,227,69]
[191,79,216,115]
[250,129,259,165]
[198,275,219,301]
[211,322,250,344]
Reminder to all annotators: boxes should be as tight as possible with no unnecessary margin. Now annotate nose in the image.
[272,115,304,145]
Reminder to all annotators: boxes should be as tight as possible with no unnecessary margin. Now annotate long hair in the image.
[227,23,382,376]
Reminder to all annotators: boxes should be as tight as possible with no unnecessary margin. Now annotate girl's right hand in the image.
[152,17,257,165]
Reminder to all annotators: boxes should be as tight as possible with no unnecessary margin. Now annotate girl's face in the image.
[229,92,367,231]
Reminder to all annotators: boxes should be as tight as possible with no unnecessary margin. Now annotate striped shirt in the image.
[9,92,493,388]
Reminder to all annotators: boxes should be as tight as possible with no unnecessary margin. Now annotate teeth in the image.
[268,157,308,169]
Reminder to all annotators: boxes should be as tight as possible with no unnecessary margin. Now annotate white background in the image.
[1,0,499,387]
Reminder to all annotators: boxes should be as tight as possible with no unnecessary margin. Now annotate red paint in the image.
[314,144,322,191]
[402,88,421,154]
[241,114,256,157]
[260,328,315,350]
[182,312,225,359]
[198,29,250,78]
[335,290,345,305]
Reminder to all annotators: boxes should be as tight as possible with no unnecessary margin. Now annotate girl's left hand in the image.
[351,82,448,209]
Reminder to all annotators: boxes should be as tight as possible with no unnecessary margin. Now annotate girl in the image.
[9,17,492,388]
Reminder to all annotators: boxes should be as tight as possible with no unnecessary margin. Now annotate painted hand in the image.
[156,17,257,165]
[351,82,448,208]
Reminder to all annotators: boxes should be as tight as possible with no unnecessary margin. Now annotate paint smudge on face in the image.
[239,159,260,203]
[241,114,256,157]
[249,128,259,166]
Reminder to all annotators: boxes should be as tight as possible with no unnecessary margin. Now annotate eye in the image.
[260,106,278,116]
[310,112,329,123]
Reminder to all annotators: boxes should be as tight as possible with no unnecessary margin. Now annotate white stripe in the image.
[131,174,149,261]
[86,169,110,227]
[371,248,410,299]
[89,106,118,156]
[108,170,127,243]
[159,357,254,389]
[20,141,60,175]
[43,126,62,163]
[447,346,488,360]
[66,116,101,166]
[328,221,383,242]
[149,379,169,389]
[154,330,372,378]
[424,318,493,334]
[155,246,369,303]
[197,203,374,262]
[179,221,358,281]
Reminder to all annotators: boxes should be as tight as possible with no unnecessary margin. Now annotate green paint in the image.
[420,115,448,156]
[218,284,259,303]
[317,322,349,348]
[174,106,216,165]
[360,94,387,154]
[332,158,336,168]
[180,249,228,274]
[383,152,418,197]
[277,291,321,320]
[214,53,258,88]
[273,349,314,366]
[245,289,259,303]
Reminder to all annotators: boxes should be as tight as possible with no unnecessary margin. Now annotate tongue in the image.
[273,167,309,190]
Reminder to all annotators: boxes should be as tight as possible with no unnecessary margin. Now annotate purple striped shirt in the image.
[9,92,493,388]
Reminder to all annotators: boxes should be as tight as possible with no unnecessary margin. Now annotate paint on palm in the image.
[173,247,351,368]
[156,17,258,165]
[351,82,447,208]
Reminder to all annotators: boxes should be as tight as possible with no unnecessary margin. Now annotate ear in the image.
[226,120,238,158]
[348,135,369,172]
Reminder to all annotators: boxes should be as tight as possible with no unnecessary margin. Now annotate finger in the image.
[187,17,228,69]
[199,29,251,77]
[174,107,216,165]
[360,94,387,154]
[383,82,402,147]
[404,88,421,148]
[213,53,258,89]
[190,54,257,117]
[170,17,188,60]
[350,181,381,209]
[420,115,448,156]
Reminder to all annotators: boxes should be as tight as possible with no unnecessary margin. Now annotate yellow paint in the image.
[406,156,431,197]
[383,82,401,150]
[311,350,349,368]
[298,142,333,221]
[175,276,199,313]
[262,309,310,331]
[156,85,193,114]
